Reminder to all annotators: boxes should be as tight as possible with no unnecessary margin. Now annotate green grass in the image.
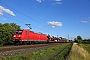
[53,43,72,60]
[68,43,90,60]
[80,44,90,54]
[2,43,72,60]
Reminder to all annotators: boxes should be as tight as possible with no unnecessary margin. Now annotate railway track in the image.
[0,43,64,58]
[48,44,71,60]
[0,44,48,52]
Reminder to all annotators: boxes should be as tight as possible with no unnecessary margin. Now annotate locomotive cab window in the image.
[15,30,22,34]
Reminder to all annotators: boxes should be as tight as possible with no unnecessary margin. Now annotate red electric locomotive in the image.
[13,29,48,45]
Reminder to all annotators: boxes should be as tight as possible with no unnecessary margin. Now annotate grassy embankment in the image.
[2,43,72,60]
[68,43,90,60]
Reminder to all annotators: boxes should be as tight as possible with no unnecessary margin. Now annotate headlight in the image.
[13,35,16,37]
[19,35,21,37]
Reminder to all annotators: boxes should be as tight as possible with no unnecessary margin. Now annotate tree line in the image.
[0,23,21,46]
[0,23,89,46]
[74,36,90,44]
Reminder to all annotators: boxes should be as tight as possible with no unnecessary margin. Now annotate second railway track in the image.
[0,43,64,58]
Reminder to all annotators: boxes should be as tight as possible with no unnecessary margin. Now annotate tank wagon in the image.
[13,29,68,45]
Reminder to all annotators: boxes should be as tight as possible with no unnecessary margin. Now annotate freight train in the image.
[13,29,68,45]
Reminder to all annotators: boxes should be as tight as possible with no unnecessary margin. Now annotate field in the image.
[1,43,72,60]
[68,43,90,60]
[80,44,90,54]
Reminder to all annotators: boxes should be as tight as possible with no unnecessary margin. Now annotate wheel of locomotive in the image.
[20,41,24,45]
[24,41,27,45]
[29,41,32,45]
[31,41,35,45]
[26,41,31,45]
[13,41,16,45]
[13,41,20,45]
[21,41,26,45]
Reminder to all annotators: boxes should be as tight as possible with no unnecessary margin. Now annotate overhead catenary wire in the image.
[14,0,31,14]
[14,0,60,35]
[0,2,49,31]
[0,1,60,36]
[0,2,47,28]
[2,15,49,34]
[0,1,53,34]
[0,4,48,33]
[14,0,57,29]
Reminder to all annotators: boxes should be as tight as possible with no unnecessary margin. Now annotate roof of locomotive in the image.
[18,29,47,35]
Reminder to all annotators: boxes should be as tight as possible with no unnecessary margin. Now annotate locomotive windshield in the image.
[15,30,22,34]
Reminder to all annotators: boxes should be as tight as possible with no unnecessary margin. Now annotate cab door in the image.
[24,31,29,41]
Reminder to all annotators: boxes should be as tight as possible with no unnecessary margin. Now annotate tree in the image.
[0,23,4,45]
[77,36,82,43]
[10,23,20,30]
[82,39,90,44]
[0,23,21,46]
[74,38,78,43]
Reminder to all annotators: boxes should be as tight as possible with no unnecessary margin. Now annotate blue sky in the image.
[0,0,90,40]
